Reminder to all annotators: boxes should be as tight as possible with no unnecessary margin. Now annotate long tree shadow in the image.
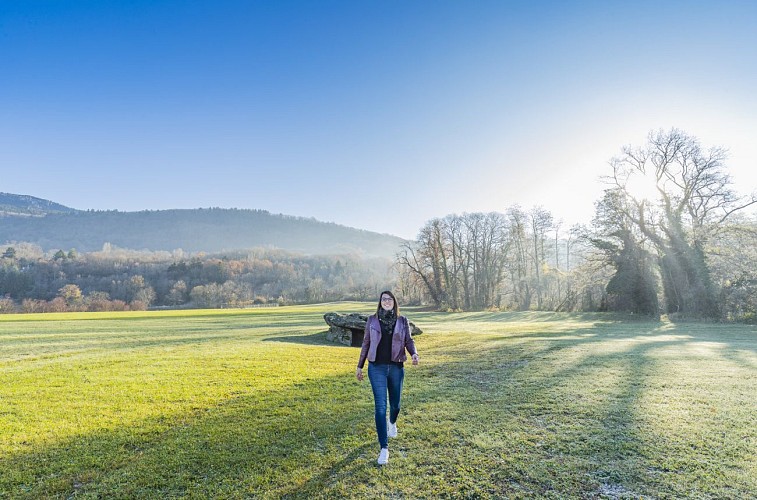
[431,311,636,324]
[410,319,755,497]
[263,330,343,347]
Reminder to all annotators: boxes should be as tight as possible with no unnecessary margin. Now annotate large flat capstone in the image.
[323,312,423,346]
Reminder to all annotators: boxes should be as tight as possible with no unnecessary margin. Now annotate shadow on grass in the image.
[411,320,755,497]
[263,330,346,347]
[413,310,643,324]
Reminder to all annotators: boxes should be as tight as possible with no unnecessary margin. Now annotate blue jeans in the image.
[367,362,404,449]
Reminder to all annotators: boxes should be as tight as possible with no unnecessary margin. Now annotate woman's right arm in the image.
[356,317,371,381]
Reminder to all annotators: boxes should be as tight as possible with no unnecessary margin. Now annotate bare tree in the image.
[396,220,447,308]
[529,206,553,310]
[505,206,533,310]
[605,128,756,317]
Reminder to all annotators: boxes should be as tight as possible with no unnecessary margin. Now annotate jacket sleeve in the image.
[357,316,372,369]
[403,316,417,356]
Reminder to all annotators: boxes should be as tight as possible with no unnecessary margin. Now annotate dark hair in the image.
[376,290,399,317]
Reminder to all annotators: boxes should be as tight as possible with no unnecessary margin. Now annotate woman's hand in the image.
[356,367,364,381]
[412,353,420,365]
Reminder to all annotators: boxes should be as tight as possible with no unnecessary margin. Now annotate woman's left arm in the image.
[404,317,419,364]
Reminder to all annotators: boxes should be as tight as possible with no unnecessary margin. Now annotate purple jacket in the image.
[357,314,417,369]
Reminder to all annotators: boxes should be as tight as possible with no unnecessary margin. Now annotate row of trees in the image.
[396,129,757,321]
[396,208,576,311]
[0,244,395,313]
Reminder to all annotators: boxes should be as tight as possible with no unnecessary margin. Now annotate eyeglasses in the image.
[381,296,394,302]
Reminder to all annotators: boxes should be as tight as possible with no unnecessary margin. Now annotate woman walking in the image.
[356,291,419,465]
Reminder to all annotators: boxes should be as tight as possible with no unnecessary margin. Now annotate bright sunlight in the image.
[624,169,661,202]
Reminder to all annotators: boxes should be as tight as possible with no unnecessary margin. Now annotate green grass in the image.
[1,304,755,498]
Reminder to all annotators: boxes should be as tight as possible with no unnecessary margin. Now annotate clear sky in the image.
[2,1,756,239]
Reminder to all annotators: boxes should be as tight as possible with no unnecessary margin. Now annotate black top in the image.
[374,309,402,366]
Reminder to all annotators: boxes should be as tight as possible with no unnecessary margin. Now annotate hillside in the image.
[0,194,406,257]
[0,192,78,217]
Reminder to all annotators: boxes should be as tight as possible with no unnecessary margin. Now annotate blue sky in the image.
[2,1,756,239]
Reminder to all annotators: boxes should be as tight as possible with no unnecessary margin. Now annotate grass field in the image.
[1,304,755,498]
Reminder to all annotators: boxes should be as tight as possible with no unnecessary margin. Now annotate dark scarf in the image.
[378,308,397,336]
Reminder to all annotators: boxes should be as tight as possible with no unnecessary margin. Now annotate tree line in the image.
[396,129,757,321]
[0,244,394,313]
[395,208,585,312]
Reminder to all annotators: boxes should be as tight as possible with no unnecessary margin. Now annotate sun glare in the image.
[625,170,660,202]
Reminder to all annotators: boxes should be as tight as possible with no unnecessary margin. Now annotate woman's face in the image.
[380,294,394,311]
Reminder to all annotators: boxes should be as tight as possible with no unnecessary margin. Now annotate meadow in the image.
[0,304,755,498]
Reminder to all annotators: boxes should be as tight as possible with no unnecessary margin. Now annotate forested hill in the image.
[0,206,406,258]
[0,192,79,216]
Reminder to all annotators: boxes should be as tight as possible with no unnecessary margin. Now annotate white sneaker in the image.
[377,448,389,465]
[387,420,397,438]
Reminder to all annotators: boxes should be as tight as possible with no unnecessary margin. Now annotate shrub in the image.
[129,300,148,311]
[0,297,16,313]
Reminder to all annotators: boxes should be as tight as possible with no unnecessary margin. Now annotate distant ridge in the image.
[0,194,405,258]
[0,192,79,216]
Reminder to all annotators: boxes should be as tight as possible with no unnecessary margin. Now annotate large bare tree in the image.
[605,128,756,317]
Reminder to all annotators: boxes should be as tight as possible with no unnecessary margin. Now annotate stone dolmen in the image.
[323,312,423,346]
